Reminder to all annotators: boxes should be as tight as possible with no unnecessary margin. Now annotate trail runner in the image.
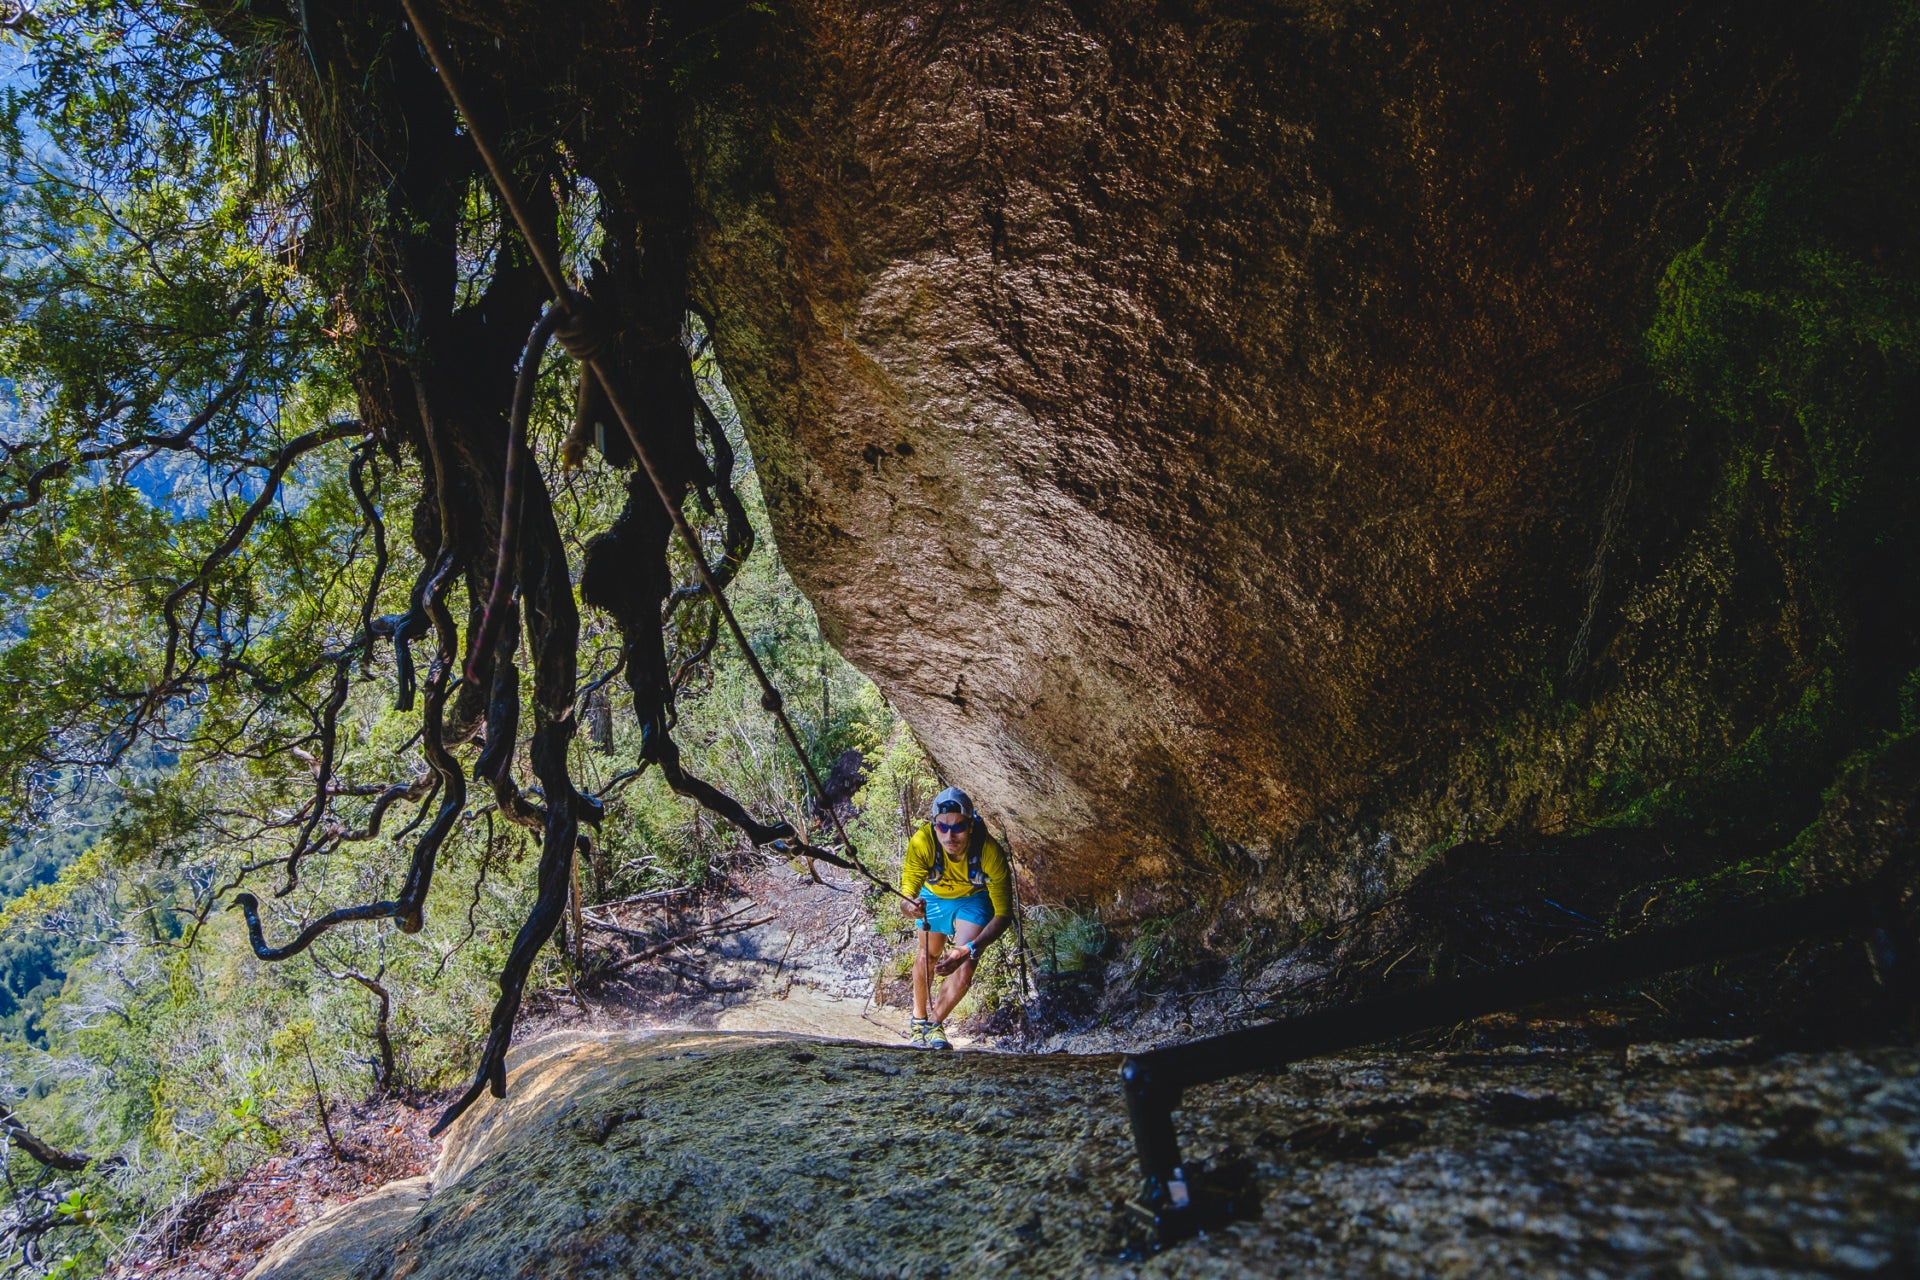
[899,786,1013,1049]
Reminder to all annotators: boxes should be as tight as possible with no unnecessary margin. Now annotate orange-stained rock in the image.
[675,0,1866,901]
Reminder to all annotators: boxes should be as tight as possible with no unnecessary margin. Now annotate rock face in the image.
[678,1,1870,900]
[250,1030,1920,1278]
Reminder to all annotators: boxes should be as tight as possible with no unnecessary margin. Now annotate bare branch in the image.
[149,419,365,719]
[0,1107,91,1173]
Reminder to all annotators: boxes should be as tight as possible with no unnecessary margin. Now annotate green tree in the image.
[0,3,908,1269]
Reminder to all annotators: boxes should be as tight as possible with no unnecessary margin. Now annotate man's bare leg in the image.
[930,919,984,1024]
[912,927,945,1021]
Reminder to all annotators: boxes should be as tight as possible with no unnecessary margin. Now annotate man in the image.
[898,786,1013,1049]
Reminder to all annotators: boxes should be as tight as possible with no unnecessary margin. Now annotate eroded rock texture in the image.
[247,1031,1920,1278]
[675,1,1871,901]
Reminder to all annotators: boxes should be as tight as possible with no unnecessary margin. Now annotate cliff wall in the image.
[673,0,1894,907]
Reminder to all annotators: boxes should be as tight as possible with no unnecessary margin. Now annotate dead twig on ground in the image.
[600,913,775,975]
[588,885,695,913]
[771,928,798,982]
[584,900,757,943]
[658,960,754,993]
[302,1040,347,1164]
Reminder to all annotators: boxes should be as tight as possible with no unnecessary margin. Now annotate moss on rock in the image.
[251,1030,1920,1277]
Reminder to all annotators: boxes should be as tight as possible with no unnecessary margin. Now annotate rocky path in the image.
[123,854,1918,1279]
[521,855,915,1047]
[246,1029,1920,1278]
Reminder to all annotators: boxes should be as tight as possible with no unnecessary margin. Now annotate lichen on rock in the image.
[249,1030,1920,1278]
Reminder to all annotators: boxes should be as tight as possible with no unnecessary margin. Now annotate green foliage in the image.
[1647,0,1918,519]
[1024,905,1108,976]
[1648,182,1918,522]
[1615,0,1920,842]
[1647,0,1918,547]
[0,371,920,1272]
[0,0,342,847]
[1899,666,1920,735]
[1124,914,1181,990]
[0,10,928,1276]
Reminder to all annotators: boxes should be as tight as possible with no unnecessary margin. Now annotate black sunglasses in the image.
[934,820,969,836]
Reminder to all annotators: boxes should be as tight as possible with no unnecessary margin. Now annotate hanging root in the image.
[376,557,438,712]
[661,391,755,626]
[474,606,549,832]
[241,5,902,1142]
[431,719,579,1137]
[347,443,390,674]
[396,552,468,933]
[234,549,465,954]
[467,306,561,685]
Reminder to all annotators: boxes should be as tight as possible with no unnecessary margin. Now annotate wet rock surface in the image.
[253,1032,1918,1278]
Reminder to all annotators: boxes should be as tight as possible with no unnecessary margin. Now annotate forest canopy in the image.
[1,1,923,1271]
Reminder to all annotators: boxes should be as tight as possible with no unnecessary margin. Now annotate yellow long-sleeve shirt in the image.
[900,821,1013,917]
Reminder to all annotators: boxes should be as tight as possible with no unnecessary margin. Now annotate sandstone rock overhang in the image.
[671,0,1868,899]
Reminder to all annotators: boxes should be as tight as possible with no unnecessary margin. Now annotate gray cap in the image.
[930,786,973,817]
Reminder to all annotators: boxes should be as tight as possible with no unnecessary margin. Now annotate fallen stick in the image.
[770,928,798,981]
[0,1105,91,1172]
[600,913,776,974]
[591,885,696,911]
[584,901,757,942]
[581,916,665,942]
[659,960,755,993]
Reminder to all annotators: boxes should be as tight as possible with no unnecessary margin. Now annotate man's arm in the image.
[898,826,931,919]
[970,914,1012,950]
[935,841,1015,970]
[900,825,932,896]
[935,913,1009,973]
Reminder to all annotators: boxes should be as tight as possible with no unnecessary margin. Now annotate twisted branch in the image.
[466,306,561,685]
[0,1106,90,1173]
[229,550,462,958]
[150,420,365,717]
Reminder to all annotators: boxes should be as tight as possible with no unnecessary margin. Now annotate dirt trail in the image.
[521,854,922,1048]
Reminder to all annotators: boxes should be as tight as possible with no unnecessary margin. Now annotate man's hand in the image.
[898,896,926,921]
[934,942,975,976]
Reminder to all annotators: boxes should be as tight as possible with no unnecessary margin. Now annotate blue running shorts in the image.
[918,887,994,935]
